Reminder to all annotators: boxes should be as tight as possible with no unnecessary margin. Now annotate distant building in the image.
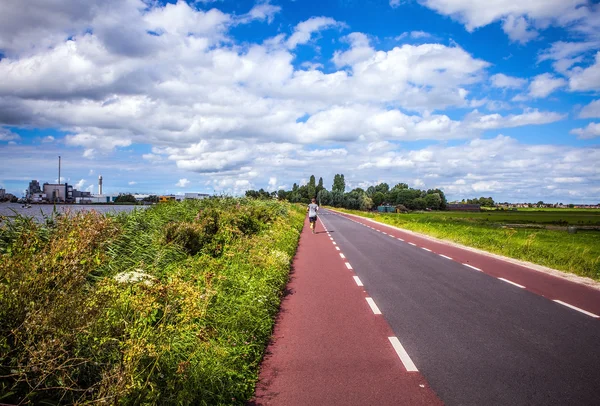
[28,180,42,196]
[42,183,71,203]
[184,193,210,200]
[447,203,481,211]
[0,188,5,199]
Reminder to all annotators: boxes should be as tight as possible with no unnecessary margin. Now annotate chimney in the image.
[98,175,103,195]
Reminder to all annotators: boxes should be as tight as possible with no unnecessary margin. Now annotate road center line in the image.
[388,337,418,372]
[463,263,482,271]
[340,253,346,259]
[397,238,404,241]
[408,242,417,246]
[353,276,363,286]
[345,262,353,270]
[421,247,432,252]
[498,278,525,289]
[382,232,387,235]
[439,254,452,260]
[553,300,599,318]
[366,297,382,315]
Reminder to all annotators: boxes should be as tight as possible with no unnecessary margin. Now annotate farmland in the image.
[335,208,600,281]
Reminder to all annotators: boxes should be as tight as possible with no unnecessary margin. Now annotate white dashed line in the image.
[388,337,418,372]
[397,238,404,241]
[408,242,417,246]
[498,278,525,289]
[329,237,334,241]
[345,262,353,270]
[421,247,432,252]
[335,246,340,251]
[353,276,364,286]
[333,242,337,245]
[340,253,346,259]
[382,232,388,235]
[366,297,382,315]
[439,254,452,260]
[463,264,482,271]
[553,300,599,318]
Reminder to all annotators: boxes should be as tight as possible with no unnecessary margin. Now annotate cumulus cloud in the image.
[580,99,600,118]
[528,73,567,98]
[570,122,600,139]
[0,128,20,141]
[464,109,565,130]
[74,179,86,189]
[490,73,527,89]
[502,15,538,43]
[569,51,600,91]
[286,17,343,49]
[176,178,190,187]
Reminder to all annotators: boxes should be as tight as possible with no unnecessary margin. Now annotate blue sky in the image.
[0,0,599,203]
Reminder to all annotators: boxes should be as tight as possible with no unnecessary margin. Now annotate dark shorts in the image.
[309,216,317,223]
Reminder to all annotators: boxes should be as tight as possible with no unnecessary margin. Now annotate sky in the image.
[0,0,599,203]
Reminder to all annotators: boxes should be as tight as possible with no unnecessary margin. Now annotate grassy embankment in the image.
[0,198,304,405]
[335,208,600,281]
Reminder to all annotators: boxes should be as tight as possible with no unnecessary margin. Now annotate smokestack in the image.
[98,175,103,195]
[58,156,61,185]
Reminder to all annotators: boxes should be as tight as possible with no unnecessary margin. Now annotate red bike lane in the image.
[251,217,442,405]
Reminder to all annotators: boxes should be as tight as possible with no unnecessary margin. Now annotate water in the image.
[0,202,144,221]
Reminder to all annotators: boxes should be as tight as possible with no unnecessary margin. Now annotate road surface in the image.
[253,209,600,405]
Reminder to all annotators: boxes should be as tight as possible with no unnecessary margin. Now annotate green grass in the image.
[0,198,304,405]
[335,208,600,281]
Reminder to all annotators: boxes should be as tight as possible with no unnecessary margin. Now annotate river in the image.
[0,202,145,221]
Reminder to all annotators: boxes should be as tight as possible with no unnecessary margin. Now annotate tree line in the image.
[245,174,448,211]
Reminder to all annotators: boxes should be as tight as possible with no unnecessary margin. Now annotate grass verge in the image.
[0,198,304,405]
[335,208,600,281]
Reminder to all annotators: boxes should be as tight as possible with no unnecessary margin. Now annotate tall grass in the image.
[336,209,600,281]
[0,198,304,405]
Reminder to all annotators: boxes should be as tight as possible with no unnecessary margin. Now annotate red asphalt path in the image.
[335,210,600,318]
[251,217,442,405]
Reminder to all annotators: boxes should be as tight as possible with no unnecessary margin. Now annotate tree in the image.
[308,175,316,199]
[115,193,136,203]
[358,194,373,211]
[331,190,345,207]
[332,174,345,193]
[412,197,427,210]
[375,183,389,194]
[372,192,385,207]
[366,186,376,197]
[317,189,331,205]
[316,177,324,196]
[425,193,442,210]
[277,189,287,200]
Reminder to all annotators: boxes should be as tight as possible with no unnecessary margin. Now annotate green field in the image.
[336,208,600,281]
[0,198,304,405]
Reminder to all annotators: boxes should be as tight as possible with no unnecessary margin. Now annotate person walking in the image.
[307,198,319,234]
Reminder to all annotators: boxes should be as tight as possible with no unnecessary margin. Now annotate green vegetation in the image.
[0,198,304,405]
[336,208,600,281]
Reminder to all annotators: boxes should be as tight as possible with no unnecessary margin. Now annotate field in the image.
[0,198,304,405]
[336,208,600,281]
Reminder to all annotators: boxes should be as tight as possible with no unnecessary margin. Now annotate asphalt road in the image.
[319,209,600,406]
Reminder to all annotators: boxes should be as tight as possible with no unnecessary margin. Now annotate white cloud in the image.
[396,31,433,40]
[418,0,587,32]
[240,1,281,24]
[286,17,343,49]
[502,15,538,43]
[569,51,600,91]
[464,109,565,130]
[74,179,86,189]
[390,0,403,8]
[0,128,20,141]
[570,122,600,139]
[42,135,55,143]
[528,73,566,98]
[176,178,190,187]
[128,181,137,185]
[580,99,600,118]
[490,73,527,89]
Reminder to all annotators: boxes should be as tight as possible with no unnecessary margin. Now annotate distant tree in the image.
[425,193,442,210]
[332,174,345,193]
[277,189,287,200]
[308,175,316,199]
[412,197,427,210]
[143,195,159,203]
[372,192,385,207]
[358,194,373,211]
[317,189,332,205]
[316,177,324,195]
[375,183,389,194]
[537,201,545,206]
[366,186,376,197]
[331,190,345,207]
[115,194,136,203]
